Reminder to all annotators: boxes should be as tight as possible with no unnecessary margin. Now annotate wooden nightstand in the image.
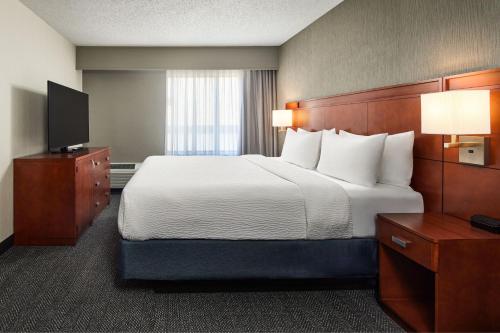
[376,213,500,332]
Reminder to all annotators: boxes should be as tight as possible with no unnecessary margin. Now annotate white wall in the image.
[0,0,82,243]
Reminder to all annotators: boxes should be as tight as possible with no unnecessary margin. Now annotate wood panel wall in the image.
[441,69,500,220]
[286,68,500,220]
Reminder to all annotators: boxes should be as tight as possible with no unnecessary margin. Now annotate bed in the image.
[118,155,423,281]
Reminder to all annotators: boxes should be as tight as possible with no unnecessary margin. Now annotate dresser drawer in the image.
[377,218,438,271]
[89,149,110,218]
[93,187,110,213]
[93,196,105,216]
[93,173,110,190]
[91,150,110,171]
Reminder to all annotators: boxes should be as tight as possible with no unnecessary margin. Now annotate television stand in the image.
[57,146,85,153]
[14,147,111,245]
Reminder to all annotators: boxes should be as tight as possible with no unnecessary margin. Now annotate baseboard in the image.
[0,234,14,256]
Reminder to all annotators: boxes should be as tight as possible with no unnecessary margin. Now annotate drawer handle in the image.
[95,201,100,207]
[391,236,411,248]
[95,181,101,187]
[91,159,95,167]
[106,156,110,161]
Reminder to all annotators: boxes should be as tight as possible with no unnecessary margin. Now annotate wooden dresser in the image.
[14,147,111,245]
[377,213,500,332]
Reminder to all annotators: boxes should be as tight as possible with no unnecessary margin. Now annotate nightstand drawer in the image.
[377,219,437,271]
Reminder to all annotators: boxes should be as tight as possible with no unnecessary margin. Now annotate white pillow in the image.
[317,131,387,187]
[339,130,414,187]
[280,128,322,169]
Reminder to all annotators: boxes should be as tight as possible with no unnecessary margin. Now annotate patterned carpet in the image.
[0,194,402,332]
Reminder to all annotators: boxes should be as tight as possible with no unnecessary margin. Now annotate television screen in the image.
[48,81,89,151]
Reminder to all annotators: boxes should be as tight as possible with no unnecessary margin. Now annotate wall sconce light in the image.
[272,109,293,132]
[421,90,491,165]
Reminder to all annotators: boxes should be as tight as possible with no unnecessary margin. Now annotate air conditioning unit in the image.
[110,163,142,189]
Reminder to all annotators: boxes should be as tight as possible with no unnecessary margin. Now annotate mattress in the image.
[118,155,351,241]
[118,155,423,241]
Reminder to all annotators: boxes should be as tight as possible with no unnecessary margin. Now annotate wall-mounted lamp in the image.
[272,109,293,132]
[421,90,491,165]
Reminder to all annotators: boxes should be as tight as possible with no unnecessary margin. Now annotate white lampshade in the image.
[272,109,293,127]
[421,90,490,135]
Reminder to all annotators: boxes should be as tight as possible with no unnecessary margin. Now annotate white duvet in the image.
[118,155,352,241]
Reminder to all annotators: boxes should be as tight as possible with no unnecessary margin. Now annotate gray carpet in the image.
[0,194,402,332]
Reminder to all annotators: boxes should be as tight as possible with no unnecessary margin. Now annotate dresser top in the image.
[15,147,109,161]
[378,213,500,243]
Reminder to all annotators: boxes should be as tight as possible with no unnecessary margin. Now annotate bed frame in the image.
[120,68,500,281]
[119,238,377,280]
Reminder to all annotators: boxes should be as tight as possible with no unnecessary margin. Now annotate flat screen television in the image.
[48,81,89,152]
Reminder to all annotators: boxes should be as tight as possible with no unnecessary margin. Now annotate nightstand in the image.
[376,213,500,332]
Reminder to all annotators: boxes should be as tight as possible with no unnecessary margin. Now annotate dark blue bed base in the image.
[119,238,378,281]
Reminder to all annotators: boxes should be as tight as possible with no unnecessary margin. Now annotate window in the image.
[165,70,243,156]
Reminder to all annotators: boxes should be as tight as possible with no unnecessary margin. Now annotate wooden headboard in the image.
[286,68,500,220]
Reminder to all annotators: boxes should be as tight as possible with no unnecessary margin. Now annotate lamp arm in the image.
[444,135,485,148]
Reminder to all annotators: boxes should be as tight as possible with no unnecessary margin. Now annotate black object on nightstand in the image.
[470,215,500,233]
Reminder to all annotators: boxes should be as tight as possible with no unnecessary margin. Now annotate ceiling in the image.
[21,0,343,47]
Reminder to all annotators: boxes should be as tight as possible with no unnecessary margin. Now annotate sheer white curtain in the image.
[165,70,243,156]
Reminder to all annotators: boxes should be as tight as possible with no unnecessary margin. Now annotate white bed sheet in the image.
[269,158,424,237]
[118,155,423,241]
[308,170,424,237]
[118,155,351,241]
